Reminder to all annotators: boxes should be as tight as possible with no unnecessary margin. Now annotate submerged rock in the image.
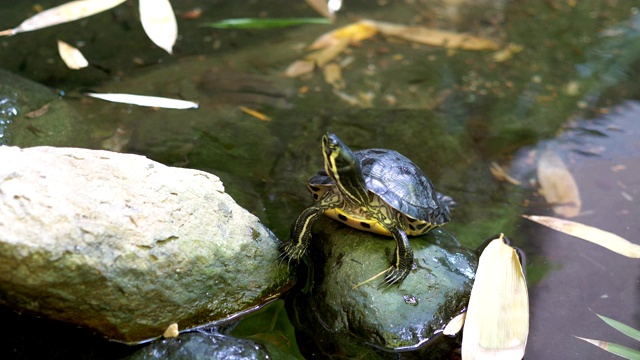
[126,330,292,360]
[0,146,294,344]
[0,69,88,147]
[291,218,477,358]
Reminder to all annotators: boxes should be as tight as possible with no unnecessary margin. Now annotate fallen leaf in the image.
[239,106,271,121]
[57,40,89,69]
[25,104,50,118]
[201,18,331,29]
[537,149,582,218]
[163,323,179,338]
[489,161,522,185]
[462,235,529,360]
[367,20,500,51]
[305,0,336,20]
[523,215,640,258]
[322,62,345,89]
[85,93,199,109]
[139,0,177,54]
[492,43,524,62]
[443,312,466,336]
[0,0,126,37]
[306,37,350,67]
[284,60,315,77]
[309,20,378,50]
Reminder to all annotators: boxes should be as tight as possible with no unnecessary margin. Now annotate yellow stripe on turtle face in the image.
[324,208,392,236]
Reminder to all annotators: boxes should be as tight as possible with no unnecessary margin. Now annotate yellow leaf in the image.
[284,60,315,78]
[0,0,126,37]
[163,323,179,338]
[537,149,582,218]
[493,43,524,62]
[367,20,500,51]
[139,0,177,54]
[239,106,271,122]
[309,20,378,50]
[85,93,198,109]
[306,37,350,67]
[462,235,529,360]
[323,62,345,89]
[523,215,640,258]
[57,40,89,70]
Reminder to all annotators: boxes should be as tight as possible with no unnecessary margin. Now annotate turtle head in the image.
[321,133,368,204]
[322,133,358,176]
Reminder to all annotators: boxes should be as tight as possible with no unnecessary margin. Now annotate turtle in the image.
[281,133,453,285]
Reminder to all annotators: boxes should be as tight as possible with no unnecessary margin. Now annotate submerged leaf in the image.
[309,20,378,49]
[201,18,331,29]
[462,235,529,360]
[85,93,199,109]
[57,40,89,69]
[0,0,126,36]
[139,0,177,54]
[537,149,582,218]
[366,19,500,50]
[523,215,640,258]
[239,106,271,122]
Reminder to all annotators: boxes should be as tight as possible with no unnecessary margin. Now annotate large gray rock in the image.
[292,219,477,358]
[0,146,293,344]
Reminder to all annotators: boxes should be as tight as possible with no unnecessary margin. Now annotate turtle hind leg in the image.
[382,227,414,286]
[280,205,324,264]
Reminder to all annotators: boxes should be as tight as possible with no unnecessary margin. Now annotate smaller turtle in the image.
[281,133,452,285]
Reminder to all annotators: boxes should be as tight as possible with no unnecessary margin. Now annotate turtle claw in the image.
[381,266,410,287]
[278,240,308,266]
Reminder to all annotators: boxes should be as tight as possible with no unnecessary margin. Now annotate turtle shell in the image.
[308,148,450,226]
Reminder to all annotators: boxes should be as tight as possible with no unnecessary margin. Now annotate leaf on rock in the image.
[139,0,177,54]
[537,149,582,218]
[57,40,89,69]
[85,93,199,109]
[0,0,126,37]
[523,215,640,258]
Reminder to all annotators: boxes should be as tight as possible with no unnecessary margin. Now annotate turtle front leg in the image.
[280,206,324,263]
[383,227,414,285]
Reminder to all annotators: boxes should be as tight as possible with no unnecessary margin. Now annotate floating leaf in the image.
[537,149,582,218]
[595,313,640,342]
[575,337,640,359]
[366,20,500,51]
[462,235,529,360]
[523,215,640,258]
[443,312,466,336]
[57,40,89,70]
[201,18,331,29]
[85,93,199,109]
[305,0,336,20]
[0,0,126,37]
[139,0,177,54]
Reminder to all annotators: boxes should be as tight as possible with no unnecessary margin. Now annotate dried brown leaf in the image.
[537,149,581,218]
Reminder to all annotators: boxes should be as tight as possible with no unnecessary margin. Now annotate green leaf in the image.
[596,313,640,342]
[200,18,331,29]
[575,336,640,360]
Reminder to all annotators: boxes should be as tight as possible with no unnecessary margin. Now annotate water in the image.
[0,0,638,358]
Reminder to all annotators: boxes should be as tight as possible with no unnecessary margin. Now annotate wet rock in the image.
[0,146,294,344]
[0,69,89,147]
[291,219,477,358]
[126,330,293,360]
